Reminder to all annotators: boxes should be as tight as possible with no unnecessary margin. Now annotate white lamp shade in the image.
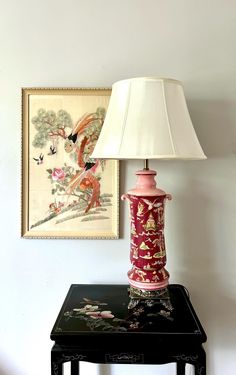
[92,77,206,160]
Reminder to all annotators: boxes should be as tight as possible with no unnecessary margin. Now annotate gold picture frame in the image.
[22,88,119,239]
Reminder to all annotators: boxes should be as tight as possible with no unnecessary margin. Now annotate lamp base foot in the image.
[127,286,173,312]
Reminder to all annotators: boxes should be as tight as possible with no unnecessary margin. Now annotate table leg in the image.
[51,359,63,375]
[176,361,186,375]
[194,347,206,375]
[51,347,64,375]
[71,360,79,375]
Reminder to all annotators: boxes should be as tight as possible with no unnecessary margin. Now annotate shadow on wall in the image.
[188,99,236,158]
[173,180,236,374]
[173,99,236,374]
[99,364,111,375]
[0,367,15,375]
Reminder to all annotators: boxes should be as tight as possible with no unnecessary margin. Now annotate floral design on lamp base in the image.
[122,169,172,309]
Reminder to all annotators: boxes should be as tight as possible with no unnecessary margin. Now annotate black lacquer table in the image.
[50,284,207,375]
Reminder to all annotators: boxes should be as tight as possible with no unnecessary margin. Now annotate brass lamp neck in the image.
[144,159,149,170]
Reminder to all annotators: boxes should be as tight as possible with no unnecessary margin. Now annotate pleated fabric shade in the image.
[92,77,206,160]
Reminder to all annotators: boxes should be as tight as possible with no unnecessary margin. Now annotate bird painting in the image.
[33,153,44,165]
[64,110,104,213]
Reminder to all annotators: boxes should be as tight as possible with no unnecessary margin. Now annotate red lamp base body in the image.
[122,169,172,296]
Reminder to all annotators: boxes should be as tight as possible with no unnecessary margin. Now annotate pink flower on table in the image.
[52,168,65,181]
[86,310,114,319]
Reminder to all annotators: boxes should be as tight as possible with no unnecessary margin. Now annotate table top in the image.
[51,284,206,348]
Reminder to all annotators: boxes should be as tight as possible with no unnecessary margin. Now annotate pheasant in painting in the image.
[64,110,104,213]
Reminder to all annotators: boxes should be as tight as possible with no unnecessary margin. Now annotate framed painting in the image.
[21,88,119,239]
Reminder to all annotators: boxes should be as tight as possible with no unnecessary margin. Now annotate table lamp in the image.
[92,77,206,308]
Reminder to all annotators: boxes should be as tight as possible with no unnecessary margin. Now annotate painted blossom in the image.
[49,201,64,214]
[52,168,65,181]
[86,310,114,319]
[133,307,144,316]
[129,322,140,329]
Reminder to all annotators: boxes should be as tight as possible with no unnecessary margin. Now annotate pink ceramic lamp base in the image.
[122,169,172,302]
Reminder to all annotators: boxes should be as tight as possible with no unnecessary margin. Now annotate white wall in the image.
[0,0,236,374]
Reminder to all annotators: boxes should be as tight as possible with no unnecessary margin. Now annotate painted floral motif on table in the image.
[62,296,172,332]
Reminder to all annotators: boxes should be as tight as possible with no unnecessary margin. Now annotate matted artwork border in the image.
[21,88,119,239]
